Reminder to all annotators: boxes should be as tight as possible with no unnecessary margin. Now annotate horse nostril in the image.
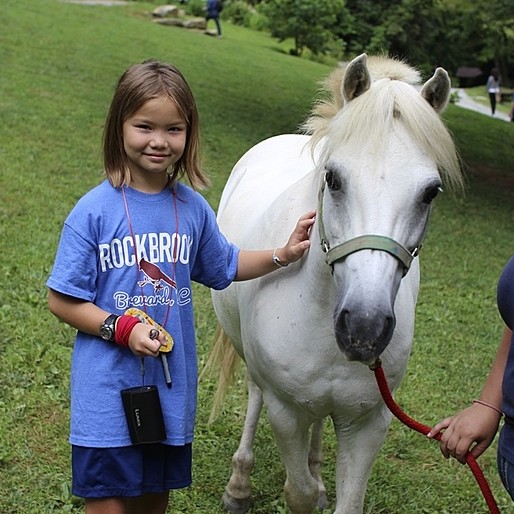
[381,315,394,341]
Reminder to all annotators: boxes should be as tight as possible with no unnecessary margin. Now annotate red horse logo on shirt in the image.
[137,258,176,293]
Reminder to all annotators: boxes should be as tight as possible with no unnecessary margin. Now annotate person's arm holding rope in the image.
[427,327,511,464]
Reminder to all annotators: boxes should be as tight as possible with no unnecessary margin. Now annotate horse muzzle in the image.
[333,302,396,365]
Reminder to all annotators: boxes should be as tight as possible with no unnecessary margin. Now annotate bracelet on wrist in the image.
[272,247,289,268]
[472,399,503,416]
[114,315,141,347]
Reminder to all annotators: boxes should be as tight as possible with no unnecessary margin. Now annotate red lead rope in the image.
[372,363,500,514]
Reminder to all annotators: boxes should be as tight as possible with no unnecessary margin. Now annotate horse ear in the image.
[420,68,451,113]
[342,53,371,102]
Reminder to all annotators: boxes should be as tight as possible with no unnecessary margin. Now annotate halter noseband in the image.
[317,178,426,273]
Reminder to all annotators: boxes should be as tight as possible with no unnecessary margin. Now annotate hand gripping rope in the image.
[370,360,500,514]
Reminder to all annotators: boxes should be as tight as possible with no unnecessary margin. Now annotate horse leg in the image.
[266,401,319,514]
[222,377,262,514]
[309,419,329,509]
[332,407,391,514]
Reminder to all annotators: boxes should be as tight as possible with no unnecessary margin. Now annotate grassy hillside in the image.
[1,0,514,512]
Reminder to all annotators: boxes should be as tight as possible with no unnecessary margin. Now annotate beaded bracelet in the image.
[472,399,503,416]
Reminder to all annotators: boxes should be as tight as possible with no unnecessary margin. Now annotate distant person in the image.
[510,87,514,121]
[205,0,222,38]
[486,68,501,116]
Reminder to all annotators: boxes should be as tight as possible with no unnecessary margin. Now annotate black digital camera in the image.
[121,386,167,445]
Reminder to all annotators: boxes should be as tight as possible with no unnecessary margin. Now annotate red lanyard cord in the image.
[120,185,179,328]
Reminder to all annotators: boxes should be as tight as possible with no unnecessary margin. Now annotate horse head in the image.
[309,54,462,365]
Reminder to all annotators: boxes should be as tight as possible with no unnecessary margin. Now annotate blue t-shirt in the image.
[47,180,239,447]
[497,255,514,462]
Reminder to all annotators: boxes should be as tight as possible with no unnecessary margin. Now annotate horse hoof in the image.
[317,490,329,509]
[222,491,252,514]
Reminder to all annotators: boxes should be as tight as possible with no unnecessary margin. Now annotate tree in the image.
[337,0,514,83]
[469,0,514,84]
[257,0,513,84]
[340,0,447,74]
[260,0,349,56]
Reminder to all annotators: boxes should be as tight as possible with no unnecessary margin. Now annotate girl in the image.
[47,59,315,514]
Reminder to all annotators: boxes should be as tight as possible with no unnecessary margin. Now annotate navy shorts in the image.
[71,443,192,498]
[498,450,514,501]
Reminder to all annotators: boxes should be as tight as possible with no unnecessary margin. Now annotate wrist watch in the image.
[99,314,119,342]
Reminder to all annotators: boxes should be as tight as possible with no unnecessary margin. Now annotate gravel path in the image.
[455,88,511,122]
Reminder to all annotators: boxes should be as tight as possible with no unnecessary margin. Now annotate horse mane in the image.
[303,56,463,190]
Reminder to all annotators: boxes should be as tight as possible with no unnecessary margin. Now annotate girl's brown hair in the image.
[103,59,209,190]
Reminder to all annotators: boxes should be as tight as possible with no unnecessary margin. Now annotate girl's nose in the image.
[150,133,168,148]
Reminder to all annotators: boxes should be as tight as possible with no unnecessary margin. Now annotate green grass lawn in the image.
[1,0,514,512]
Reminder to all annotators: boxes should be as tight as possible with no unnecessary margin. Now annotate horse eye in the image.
[325,169,342,191]
[423,184,443,204]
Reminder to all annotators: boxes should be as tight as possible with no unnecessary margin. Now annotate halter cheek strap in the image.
[317,178,427,273]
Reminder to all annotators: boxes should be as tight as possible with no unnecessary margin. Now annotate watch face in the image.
[100,326,114,340]
[100,314,117,341]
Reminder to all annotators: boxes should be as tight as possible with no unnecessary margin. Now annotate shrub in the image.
[185,0,205,17]
[223,1,253,27]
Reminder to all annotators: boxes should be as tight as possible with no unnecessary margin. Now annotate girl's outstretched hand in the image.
[276,210,316,264]
[235,210,316,281]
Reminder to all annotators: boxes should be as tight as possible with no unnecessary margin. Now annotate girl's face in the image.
[123,95,187,190]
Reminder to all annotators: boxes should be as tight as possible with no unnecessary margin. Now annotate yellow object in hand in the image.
[124,308,174,353]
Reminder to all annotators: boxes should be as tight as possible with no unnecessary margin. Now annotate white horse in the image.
[207,54,463,514]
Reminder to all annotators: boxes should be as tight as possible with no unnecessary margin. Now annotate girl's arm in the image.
[427,326,512,463]
[234,210,316,281]
[48,290,108,336]
[48,289,163,356]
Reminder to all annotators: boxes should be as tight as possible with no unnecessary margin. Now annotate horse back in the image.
[217,134,318,247]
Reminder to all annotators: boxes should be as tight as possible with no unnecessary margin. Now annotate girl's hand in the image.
[235,210,316,281]
[128,323,166,357]
[275,210,316,265]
